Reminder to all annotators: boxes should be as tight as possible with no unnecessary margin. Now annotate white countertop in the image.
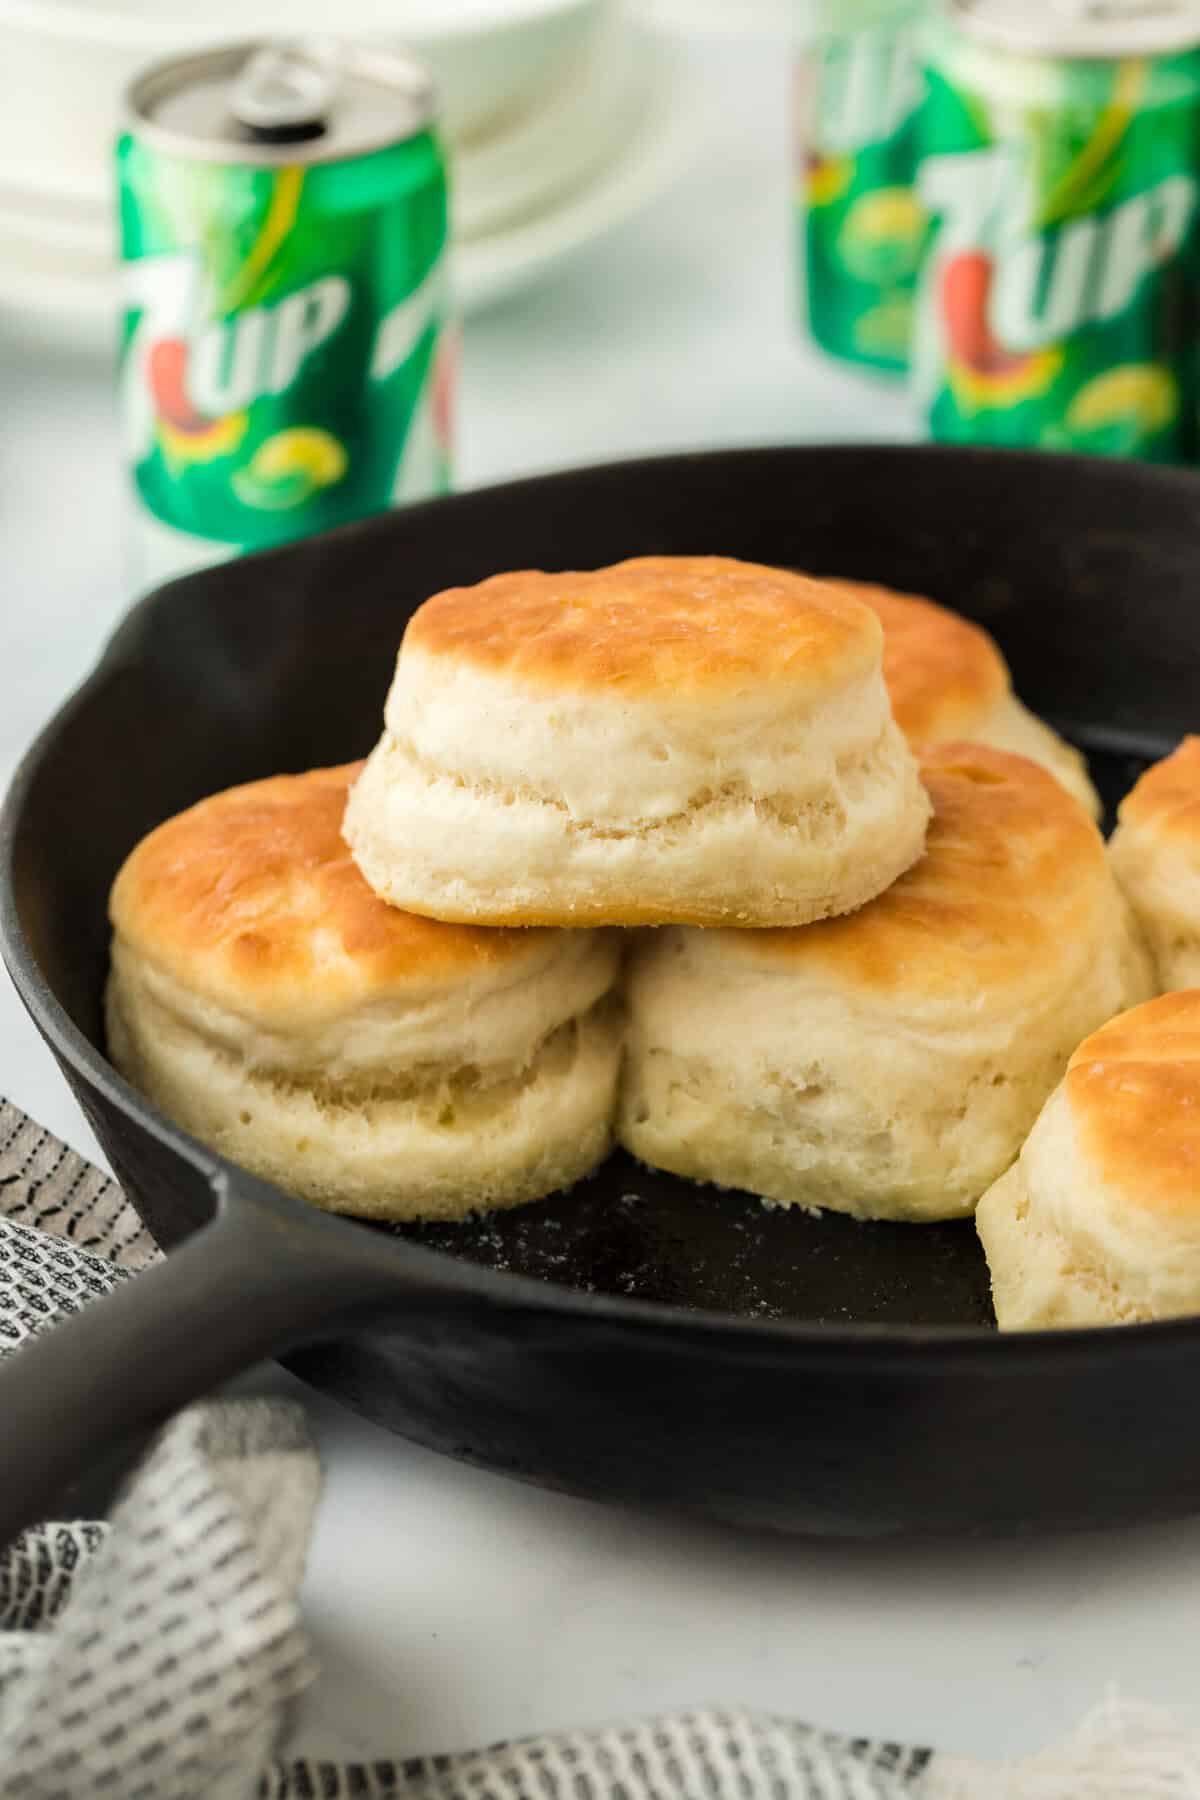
[4,34,1200,1774]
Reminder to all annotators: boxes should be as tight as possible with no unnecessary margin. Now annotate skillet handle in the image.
[0,1176,413,1547]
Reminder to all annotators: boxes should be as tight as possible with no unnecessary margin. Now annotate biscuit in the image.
[823,578,1101,817]
[106,766,622,1220]
[344,556,931,927]
[977,991,1200,1328]
[620,745,1153,1221]
[1109,738,1200,990]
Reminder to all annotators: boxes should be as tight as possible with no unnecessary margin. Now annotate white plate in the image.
[0,42,699,349]
[457,43,699,309]
[0,181,113,258]
[454,9,652,240]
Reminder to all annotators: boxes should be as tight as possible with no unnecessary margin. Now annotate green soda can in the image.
[796,0,929,375]
[915,0,1200,461]
[118,41,453,584]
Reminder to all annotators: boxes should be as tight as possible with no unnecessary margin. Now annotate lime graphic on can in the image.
[839,186,927,283]
[231,427,349,510]
[914,1,1200,462]
[796,2,928,375]
[117,40,454,585]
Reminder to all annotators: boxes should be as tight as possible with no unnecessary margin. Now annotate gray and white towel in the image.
[0,1099,1195,1799]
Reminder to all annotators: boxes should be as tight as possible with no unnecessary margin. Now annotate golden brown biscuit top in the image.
[110,766,547,1019]
[736,744,1105,997]
[402,556,881,697]
[1117,737,1200,843]
[1066,992,1200,1216]
[820,578,1009,744]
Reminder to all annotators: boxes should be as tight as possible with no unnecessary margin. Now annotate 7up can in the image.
[915,0,1200,461]
[796,0,928,375]
[118,40,453,586]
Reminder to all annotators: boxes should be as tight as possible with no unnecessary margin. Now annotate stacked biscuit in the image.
[107,765,623,1220]
[975,741,1200,1329]
[111,554,1189,1329]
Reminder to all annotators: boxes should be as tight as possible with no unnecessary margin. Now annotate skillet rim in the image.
[5,441,1200,1362]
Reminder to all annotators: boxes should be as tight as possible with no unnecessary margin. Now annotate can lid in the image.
[124,37,437,164]
[947,0,1200,57]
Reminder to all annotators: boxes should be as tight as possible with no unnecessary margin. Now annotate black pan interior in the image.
[12,446,1193,1328]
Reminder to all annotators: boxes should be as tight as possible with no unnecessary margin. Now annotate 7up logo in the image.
[184,276,349,415]
[915,143,1199,400]
[123,257,349,457]
[814,30,923,155]
[122,254,446,459]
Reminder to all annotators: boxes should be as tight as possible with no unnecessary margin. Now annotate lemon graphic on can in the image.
[805,153,853,208]
[1066,365,1179,450]
[232,428,349,512]
[838,186,926,286]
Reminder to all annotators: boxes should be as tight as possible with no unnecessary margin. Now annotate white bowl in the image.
[410,0,603,143]
[454,6,642,239]
[631,0,799,32]
[0,0,602,204]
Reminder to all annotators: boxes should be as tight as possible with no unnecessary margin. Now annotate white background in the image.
[3,33,1198,1772]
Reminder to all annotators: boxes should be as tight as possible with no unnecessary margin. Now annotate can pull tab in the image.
[230,43,338,142]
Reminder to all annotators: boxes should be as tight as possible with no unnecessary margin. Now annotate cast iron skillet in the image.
[2,445,1198,1543]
